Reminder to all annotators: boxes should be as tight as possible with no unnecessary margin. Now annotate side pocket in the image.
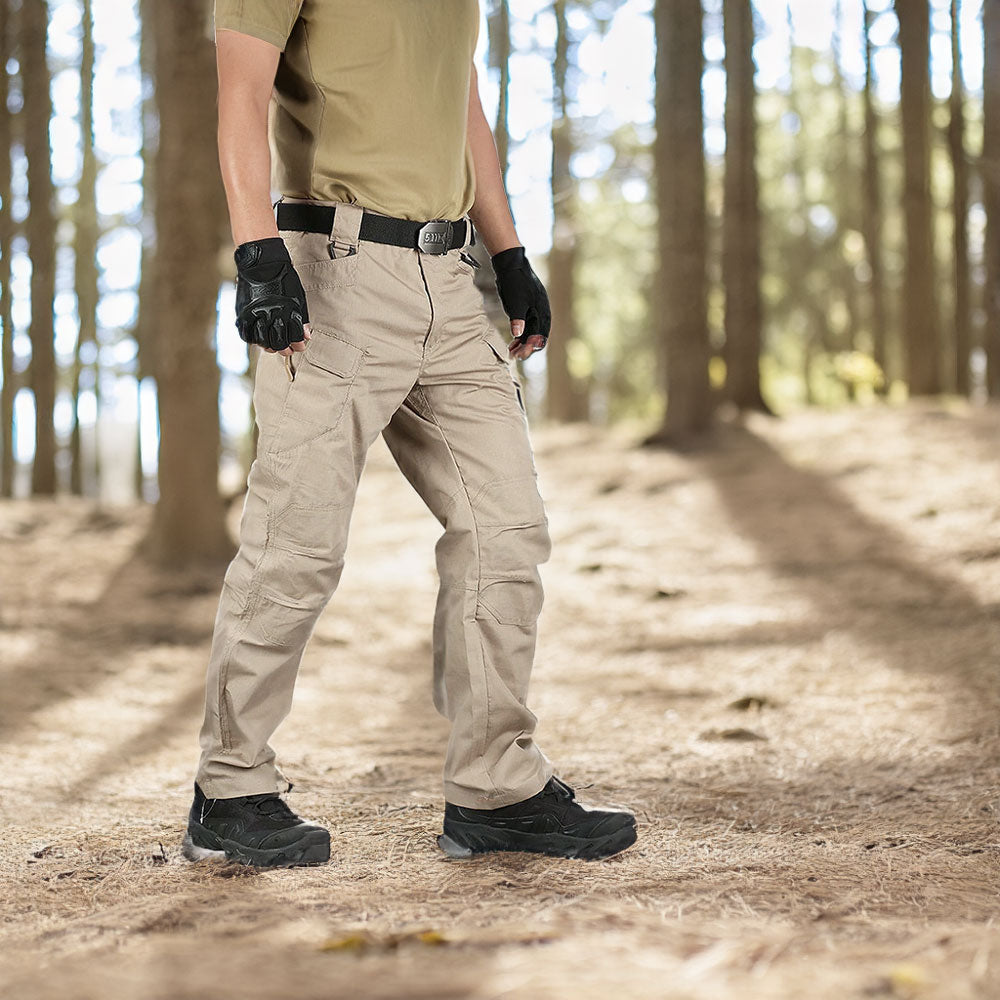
[480,326,512,367]
[260,328,367,456]
[457,250,481,274]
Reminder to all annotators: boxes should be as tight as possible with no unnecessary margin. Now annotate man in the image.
[182,0,637,868]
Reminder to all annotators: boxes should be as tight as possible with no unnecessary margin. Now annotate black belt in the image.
[275,202,474,254]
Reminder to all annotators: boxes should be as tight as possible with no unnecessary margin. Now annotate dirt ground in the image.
[0,400,998,1000]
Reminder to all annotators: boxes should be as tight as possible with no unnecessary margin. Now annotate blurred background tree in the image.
[0,0,995,564]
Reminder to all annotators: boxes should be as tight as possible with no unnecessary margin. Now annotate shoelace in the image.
[245,793,299,821]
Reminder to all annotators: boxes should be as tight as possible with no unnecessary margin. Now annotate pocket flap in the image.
[481,328,511,366]
[305,328,365,378]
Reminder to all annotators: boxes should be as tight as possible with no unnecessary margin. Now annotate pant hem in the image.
[442,763,553,810]
[195,766,286,800]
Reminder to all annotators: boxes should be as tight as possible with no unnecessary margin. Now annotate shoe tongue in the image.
[547,776,575,801]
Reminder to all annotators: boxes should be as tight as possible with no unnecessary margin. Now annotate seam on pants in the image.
[414,384,499,796]
[218,457,287,753]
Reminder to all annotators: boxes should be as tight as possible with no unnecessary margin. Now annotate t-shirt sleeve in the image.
[213,1,304,52]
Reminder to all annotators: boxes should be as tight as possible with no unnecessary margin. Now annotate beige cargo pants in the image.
[196,200,555,809]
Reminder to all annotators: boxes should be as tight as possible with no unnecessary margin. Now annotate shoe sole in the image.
[181,820,331,869]
[437,818,638,861]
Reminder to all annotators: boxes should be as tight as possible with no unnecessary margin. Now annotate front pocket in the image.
[286,234,361,291]
[456,250,481,276]
[259,328,367,455]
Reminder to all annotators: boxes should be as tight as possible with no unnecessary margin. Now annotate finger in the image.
[512,335,543,361]
[289,339,308,352]
[510,318,525,341]
[254,315,268,347]
[271,315,287,350]
[279,346,292,357]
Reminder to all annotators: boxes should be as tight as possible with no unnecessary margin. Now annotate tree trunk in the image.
[546,0,588,422]
[144,0,232,566]
[785,19,834,398]
[984,0,1000,397]
[648,0,711,442]
[949,0,971,396]
[134,0,158,500]
[22,0,57,495]
[863,1,890,393]
[722,0,768,413]
[833,0,859,398]
[0,0,14,497]
[896,0,941,395]
[487,0,511,179]
[71,0,100,497]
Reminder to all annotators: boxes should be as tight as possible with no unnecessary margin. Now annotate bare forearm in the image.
[466,87,521,256]
[216,30,280,247]
[218,104,278,246]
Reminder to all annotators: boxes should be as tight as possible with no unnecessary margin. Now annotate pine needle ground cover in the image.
[0,402,997,1000]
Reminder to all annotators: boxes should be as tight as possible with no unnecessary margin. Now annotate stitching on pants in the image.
[415,384,498,795]
[218,455,290,753]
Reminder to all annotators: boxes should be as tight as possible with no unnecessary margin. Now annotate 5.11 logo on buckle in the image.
[417,221,453,254]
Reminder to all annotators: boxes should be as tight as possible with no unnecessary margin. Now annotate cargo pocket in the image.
[259,328,366,456]
[480,325,512,367]
[476,576,546,627]
[472,476,551,626]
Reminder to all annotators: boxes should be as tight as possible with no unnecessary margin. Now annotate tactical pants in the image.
[195,200,555,808]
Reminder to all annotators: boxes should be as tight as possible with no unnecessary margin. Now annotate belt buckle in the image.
[416,220,453,254]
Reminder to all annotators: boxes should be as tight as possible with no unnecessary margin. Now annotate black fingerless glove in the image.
[233,236,309,351]
[490,246,551,348]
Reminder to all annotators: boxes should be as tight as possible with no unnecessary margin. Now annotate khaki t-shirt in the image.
[213,0,480,222]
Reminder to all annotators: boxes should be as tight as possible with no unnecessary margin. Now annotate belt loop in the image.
[329,202,363,257]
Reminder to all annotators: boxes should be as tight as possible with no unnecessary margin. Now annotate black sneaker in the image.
[181,782,331,868]
[437,776,637,861]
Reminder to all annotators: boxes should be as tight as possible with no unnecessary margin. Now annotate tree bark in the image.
[22,0,57,495]
[863,1,890,393]
[648,0,712,442]
[144,0,232,566]
[71,0,100,496]
[722,0,768,412]
[984,0,1000,397]
[949,0,971,396]
[896,0,941,395]
[0,0,14,497]
[546,0,588,422]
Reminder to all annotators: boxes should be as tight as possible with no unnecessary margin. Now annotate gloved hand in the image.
[233,236,309,352]
[490,246,551,356]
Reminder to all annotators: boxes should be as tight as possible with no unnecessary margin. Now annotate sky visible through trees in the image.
[0,0,990,490]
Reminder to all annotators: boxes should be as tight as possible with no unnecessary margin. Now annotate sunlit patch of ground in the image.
[1,400,997,1000]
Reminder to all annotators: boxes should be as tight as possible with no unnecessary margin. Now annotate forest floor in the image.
[0,400,998,1000]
